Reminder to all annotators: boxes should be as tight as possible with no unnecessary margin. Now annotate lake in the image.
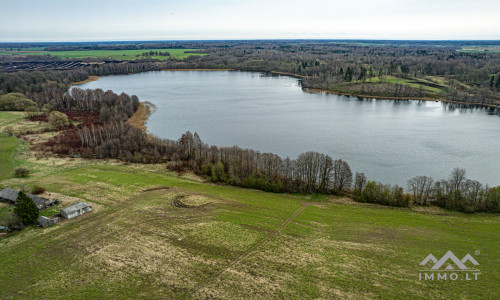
[77,70,500,186]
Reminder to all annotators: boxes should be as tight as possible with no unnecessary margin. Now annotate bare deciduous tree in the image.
[332,159,352,192]
[407,175,434,205]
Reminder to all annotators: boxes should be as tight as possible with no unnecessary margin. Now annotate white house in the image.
[60,202,92,219]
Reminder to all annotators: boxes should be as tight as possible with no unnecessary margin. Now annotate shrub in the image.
[0,93,37,111]
[14,167,29,178]
[24,105,40,118]
[31,185,46,195]
[41,103,52,113]
[201,163,213,176]
[3,126,15,136]
[354,181,410,207]
[14,191,39,226]
[211,161,226,183]
[486,187,500,212]
[48,111,70,129]
[201,162,226,182]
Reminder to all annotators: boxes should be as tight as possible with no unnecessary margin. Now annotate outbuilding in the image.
[37,216,60,228]
[60,202,92,219]
[0,188,58,210]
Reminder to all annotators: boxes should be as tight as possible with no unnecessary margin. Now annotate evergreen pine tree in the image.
[14,191,39,225]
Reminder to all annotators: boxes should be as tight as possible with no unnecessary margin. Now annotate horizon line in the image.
[1,38,500,44]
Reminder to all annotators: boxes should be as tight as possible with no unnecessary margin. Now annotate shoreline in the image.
[162,68,234,71]
[303,87,500,109]
[70,75,99,85]
[270,71,309,79]
[127,101,156,131]
[73,70,499,110]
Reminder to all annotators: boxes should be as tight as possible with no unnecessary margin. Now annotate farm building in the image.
[0,188,59,210]
[37,216,60,228]
[60,202,92,219]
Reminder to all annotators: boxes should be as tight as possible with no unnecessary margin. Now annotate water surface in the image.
[78,71,500,186]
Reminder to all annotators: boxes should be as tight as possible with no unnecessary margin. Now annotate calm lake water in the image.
[78,71,500,186]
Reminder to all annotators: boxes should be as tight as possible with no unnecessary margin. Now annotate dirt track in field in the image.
[186,202,311,297]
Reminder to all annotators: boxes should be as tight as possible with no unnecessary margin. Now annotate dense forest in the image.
[1,40,499,213]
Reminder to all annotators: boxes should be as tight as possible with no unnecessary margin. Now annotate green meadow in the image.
[0,112,25,180]
[458,46,500,54]
[0,134,498,298]
[0,48,205,60]
[358,75,446,94]
[0,137,18,180]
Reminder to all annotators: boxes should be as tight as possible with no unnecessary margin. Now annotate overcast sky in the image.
[1,0,499,42]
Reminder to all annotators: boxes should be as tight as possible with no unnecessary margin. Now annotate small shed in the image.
[60,202,92,219]
[0,188,58,210]
[37,216,60,228]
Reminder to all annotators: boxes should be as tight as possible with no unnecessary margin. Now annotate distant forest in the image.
[0,40,499,213]
[1,40,500,107]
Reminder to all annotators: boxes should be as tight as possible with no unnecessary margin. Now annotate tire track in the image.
[184,202,311,298]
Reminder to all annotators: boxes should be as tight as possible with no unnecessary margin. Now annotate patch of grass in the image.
[0,111,51,137]
[458,45,500,53]
[0,137,19,180]
[38,206,60,218]
[0,204,14,227]
[362,75,445,93]
[0,111,26,133]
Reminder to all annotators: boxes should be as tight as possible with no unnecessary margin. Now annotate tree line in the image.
[2,40,499,107]
[352,168,500,212]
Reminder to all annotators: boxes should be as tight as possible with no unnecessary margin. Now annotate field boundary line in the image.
[184,202,310,298]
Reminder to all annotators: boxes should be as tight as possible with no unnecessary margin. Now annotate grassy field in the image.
[458,46,500,54]
[0,111,26,130]
[0,133,499,299]
[0,112,26,180]
[0,48,205,60]
[0,137,19,180]
[360,75,446,94]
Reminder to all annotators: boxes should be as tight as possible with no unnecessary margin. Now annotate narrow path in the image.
[185,202,311,298]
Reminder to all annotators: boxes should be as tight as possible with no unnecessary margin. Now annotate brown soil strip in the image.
[186,202,311,297]
[70,76,99,85]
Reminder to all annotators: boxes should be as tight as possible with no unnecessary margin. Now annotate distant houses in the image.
[0,188,58,210]
[60,202,92,219]
[0,188,93,229]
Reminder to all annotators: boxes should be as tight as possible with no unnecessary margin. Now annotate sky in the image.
[1,0,499,42]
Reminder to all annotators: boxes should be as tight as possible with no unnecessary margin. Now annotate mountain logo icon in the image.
[420,251,479,270]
